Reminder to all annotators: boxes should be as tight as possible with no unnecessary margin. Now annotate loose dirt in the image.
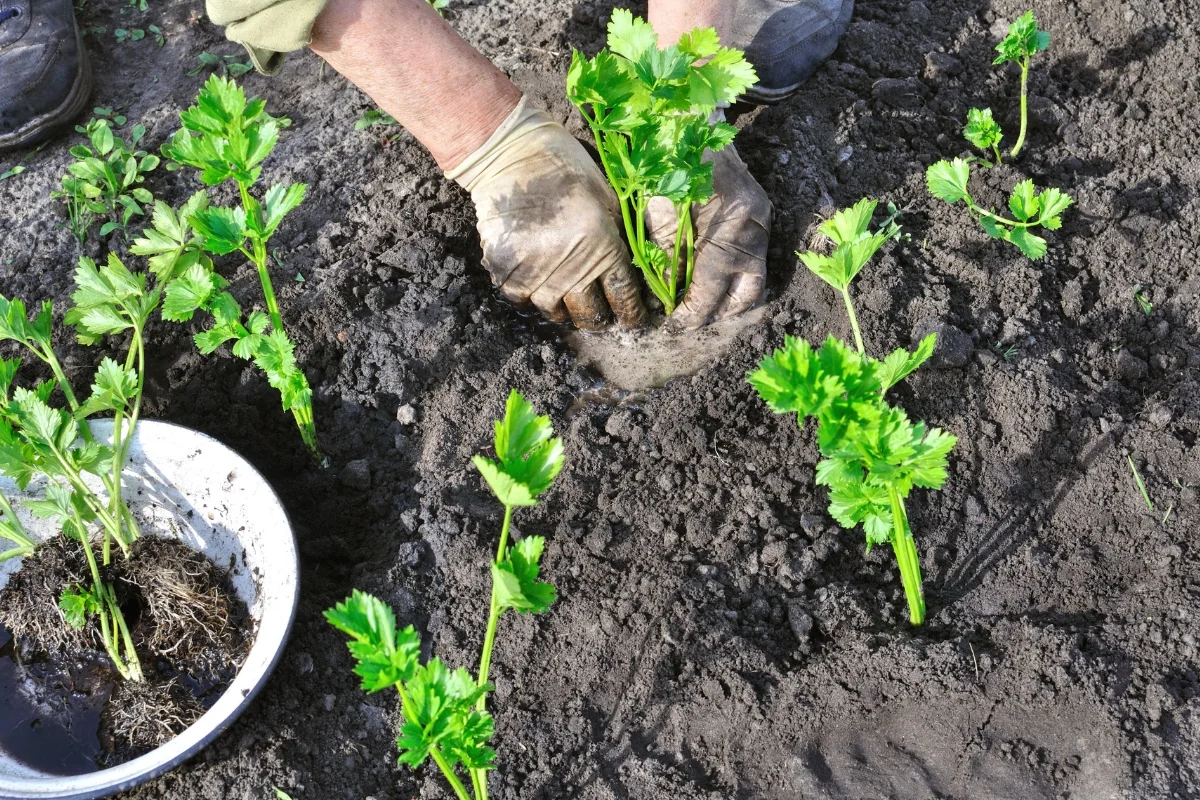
[0,0,1197,797]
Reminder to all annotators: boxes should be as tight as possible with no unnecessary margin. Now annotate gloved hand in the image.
[446,96,647,330]
[645,144,772,329]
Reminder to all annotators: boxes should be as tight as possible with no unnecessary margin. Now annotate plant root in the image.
[102,676,205,753]
[0,537,93,654]
[119,537,241,663]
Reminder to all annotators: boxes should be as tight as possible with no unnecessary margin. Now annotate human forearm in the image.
[309,0,520,170]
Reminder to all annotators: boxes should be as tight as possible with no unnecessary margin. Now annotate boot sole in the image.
[0,24,93,152]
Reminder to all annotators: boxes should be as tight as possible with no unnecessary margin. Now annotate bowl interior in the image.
[0,420,297,799]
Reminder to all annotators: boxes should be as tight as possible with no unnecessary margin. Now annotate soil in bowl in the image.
[0,536,253,772]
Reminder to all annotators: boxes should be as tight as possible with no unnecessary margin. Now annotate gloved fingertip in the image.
[667,302,712,332]
[538,299,572,324]
[564,280,613,331]
[600,263,649,329]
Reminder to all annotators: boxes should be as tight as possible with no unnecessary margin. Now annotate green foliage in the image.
[1133,285,1153,316]
[994,10,1050,66]
[472,390,564,507]
[59,585,101,628]
[567,10,757,313]
[751,200,956,625]
[926,157,1073,260]
[428,0,450,13]
[750,336,955,542]
[492,536,556,613]
[150,76,320,459]
[163,75,291,187]
[0,256,167,680]
[1128,456,1153,511]
[113,27,145,44]
[51,118,158,242]
[963,107,1003,163]
[327,591,497,786]
[331,392,565,799]
[801,199,898,293]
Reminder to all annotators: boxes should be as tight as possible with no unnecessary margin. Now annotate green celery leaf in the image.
[77,358,138,418]
[162,263,218,322]
[926,158,971,204]
[963,107,1002,151]
[396,659,494,769]
[679,27,720,58]
[262,183,306,236]
[994,11,1049,65]
[492,536,557,614]
[1007,227,1048,260]
[1036,187,1073,228]
[59,586,100,628]
[909,427,958,489]
[1008,180,1039,222]
[325,590,421,692]
[747,336,841,419]
[473,391,564,507]
[876,333,937,391]
[190,206,247,255]
[607,8,658,61]
[819,198,877,246]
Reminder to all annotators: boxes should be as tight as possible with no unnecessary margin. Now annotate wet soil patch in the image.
[0,0,1197,797]
[0,537,251,769]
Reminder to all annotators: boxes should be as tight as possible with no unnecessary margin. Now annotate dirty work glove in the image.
[645,143,772,330]
[206,0,331,73]
[446,96,647,330]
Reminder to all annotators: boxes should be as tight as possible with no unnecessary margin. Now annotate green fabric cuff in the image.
[206,0,331,75]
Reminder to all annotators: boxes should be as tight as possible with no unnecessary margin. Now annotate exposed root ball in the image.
[103,676,205,752]
[120,538,239,662]
[0,537,93,654]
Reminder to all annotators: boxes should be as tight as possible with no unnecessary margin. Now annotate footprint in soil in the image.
[786,697,1126,799]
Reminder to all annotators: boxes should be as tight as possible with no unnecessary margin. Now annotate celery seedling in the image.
[994,10,1049,159]
[143,76,321,460]
[0,251,177,680]
[329,391,564,800]
[750,200,956,625]
[963,107,1003,166]
[567,10,757,314]
[51,118,158,242]
[926,158,1073,260]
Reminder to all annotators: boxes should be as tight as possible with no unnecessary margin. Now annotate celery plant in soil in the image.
[328,391,564,800]
[133,76,321,461]
[994,10,1050,160]
[749,200,957,625]
[0,250,185,679]
[567,10,757,314]
[52,117,159,243]
[928,11,1072,260]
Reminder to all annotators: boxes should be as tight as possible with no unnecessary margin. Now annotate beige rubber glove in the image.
[446,97,647,330]
[646,144,772,329]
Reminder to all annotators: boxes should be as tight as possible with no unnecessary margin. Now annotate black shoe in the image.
[730,0,854,105]
[0,0,92,152]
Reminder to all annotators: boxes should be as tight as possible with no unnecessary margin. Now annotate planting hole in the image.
[568,305,766,390]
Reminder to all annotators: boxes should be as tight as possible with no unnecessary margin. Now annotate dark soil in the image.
[1,0,1198,797]
[0,537,250,764]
